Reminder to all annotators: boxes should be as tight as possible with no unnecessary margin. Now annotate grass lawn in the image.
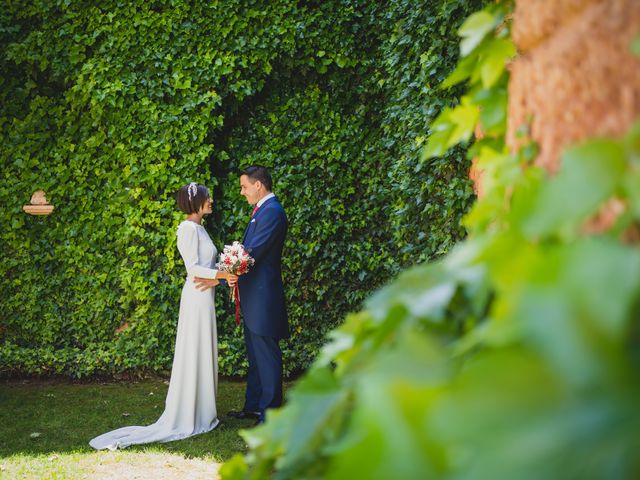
[0,377,260,479]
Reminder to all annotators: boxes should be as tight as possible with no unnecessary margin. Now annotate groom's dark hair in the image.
[241,165,272,191]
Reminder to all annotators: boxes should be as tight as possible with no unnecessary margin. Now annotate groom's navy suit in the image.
[238,195,289,421]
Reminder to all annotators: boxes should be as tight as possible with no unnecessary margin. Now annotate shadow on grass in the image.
[0,378,257,462]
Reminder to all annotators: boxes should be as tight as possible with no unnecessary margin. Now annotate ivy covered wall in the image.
[0,0,484,377]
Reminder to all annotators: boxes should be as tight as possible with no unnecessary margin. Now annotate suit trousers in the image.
[243,326,283,421]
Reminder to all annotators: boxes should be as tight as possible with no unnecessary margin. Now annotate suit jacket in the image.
[239,195,289,339]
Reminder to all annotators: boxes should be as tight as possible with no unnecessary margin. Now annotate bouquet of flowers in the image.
[216,241,254,325]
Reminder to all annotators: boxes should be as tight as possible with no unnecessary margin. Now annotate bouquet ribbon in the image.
[233,284,241,326]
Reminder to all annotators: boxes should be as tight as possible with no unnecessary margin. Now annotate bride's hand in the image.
[194,277,219,291]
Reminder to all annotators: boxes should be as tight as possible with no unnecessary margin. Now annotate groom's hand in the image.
[193,277,219,291]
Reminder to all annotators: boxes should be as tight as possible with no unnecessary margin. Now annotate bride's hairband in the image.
[188,182,198,201]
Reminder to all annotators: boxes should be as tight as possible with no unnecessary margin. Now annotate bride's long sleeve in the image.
[176,223,218,279]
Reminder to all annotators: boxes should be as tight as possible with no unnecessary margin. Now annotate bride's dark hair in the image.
[177,183,210,214]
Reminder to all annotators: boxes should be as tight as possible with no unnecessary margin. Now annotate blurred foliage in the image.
[221,2,640,478]
[0,0,482,377]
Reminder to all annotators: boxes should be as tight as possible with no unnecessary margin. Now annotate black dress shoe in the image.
[227,410,261,420]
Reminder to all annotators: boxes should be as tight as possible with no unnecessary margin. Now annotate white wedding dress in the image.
[90,220,220,450]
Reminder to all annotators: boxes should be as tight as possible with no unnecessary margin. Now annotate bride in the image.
[90,182,237,450]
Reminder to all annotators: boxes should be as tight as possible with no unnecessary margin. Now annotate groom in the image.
[198,165,289,425]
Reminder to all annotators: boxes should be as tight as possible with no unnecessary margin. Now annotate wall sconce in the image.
[23,190,55,216]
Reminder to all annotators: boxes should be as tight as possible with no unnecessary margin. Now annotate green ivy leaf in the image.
[630,36,640,56]
[218,454,248,479]
[473,85,507,135]
[520,139,627,239]
[447,99,479,146]
[441,55,476,89]
[422,109,456,160]
[480,38,516,88]
[458,11,497,57]
[512,238,640,387]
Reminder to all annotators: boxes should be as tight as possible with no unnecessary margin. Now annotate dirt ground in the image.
[88,452,220,480]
